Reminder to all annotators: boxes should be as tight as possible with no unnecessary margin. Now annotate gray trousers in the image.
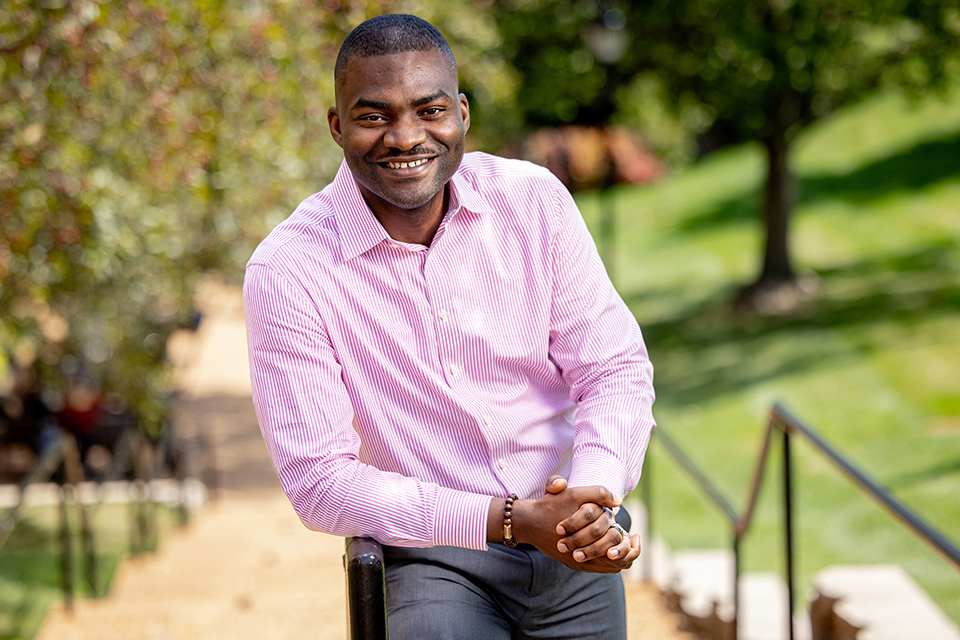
[383,540,628,640]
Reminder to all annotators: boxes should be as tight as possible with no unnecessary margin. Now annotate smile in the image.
[385,158,430,169]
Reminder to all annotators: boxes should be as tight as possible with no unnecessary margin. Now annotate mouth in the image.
[384,158,431,170]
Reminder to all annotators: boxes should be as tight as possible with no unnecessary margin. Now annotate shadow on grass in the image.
[0,518,58,640]
[670,131,960,234]
[887,458,960,491]
[630,239,960,408]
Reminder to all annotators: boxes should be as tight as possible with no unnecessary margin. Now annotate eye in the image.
[360,113,386,123]
[422,107,444,117]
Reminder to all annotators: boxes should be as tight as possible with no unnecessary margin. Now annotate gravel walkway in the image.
[36,282,693,640]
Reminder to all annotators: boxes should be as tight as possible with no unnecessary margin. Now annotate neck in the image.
[363,186,449,247]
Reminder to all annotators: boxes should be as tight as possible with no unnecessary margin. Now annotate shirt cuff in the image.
[432,487,491,551]
[568,453,631,500]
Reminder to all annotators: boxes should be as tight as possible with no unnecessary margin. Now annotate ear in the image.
[459,93,470,133]
[328,106,343,148]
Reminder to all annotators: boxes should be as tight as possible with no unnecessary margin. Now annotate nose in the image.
[382,116,426,151]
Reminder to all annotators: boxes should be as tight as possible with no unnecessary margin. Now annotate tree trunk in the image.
[759,123,795,283]
[735,116,813,313]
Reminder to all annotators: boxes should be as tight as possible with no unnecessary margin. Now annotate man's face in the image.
[328,48,470,220]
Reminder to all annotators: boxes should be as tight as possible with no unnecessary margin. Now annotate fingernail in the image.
[609,548,619,558]
[613,495,622,505]
[558,542,568,553]
[556,525,566,535]
[574,550,585,562]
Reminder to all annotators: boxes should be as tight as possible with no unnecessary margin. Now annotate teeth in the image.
[387,158,428,169]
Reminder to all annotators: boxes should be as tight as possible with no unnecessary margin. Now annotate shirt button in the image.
[498,458,507,469]
[439,309,448,321]
[449,364,460,376]
[482,415,492,426]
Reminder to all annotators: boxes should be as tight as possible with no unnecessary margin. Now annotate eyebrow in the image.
[351,91,454,112]
[412,91,454,107]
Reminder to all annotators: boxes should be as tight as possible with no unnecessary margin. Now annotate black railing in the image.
[0,429,97,609]
[644,402,960,640]
[0,424,200,611]
[344,537,388,640]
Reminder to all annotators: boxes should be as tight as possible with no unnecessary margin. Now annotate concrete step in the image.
[670,548,811,640]
[811,564,960,640]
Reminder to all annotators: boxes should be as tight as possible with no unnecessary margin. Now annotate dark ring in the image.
[609,523,628,539]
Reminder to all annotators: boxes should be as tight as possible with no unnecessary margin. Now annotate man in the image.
[244,14,656,639]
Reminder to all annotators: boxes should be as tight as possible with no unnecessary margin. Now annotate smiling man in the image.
[244,14,656,639]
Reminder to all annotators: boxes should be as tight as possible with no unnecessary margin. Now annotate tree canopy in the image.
[623,0,960,307]
[1,0,512,436]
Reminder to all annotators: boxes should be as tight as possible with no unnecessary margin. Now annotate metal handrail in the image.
[770,403,960,571]
[0,425,177,609]
[646,402,960,640]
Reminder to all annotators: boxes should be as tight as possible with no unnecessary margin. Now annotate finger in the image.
[571,526,622,563]
[543,475,567,495]
[621,535,642,563]
[556,502,606,538]
[615,535,642,570]
[558,505,615,547]
[605,527,632,560]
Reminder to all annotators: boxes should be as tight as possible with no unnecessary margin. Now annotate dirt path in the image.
[36,282,693,640]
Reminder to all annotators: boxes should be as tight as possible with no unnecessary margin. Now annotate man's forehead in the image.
[337,48,457,95]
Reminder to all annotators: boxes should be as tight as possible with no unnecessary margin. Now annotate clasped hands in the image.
[505,476,642,574]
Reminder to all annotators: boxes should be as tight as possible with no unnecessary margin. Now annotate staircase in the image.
[623,498,960,640]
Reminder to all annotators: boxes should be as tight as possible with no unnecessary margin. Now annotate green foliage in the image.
[0,0,511,434]
[625,0,960,146]
[492,0,623,126]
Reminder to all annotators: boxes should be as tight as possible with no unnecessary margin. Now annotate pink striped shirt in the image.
[244,152,655,551]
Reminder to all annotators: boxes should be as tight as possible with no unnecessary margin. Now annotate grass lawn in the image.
[0,500,179,640]
[577,86,960,624]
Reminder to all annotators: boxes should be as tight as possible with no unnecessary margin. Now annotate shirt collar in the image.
[332,157,495,262]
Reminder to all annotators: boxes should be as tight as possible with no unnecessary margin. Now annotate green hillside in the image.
[578,87,960,623]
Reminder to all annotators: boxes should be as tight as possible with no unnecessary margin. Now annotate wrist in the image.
[510,498,533,545]
[486,498,506,543]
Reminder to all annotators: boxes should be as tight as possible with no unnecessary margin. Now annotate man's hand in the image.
[542,476,641,569]
[507,478,640,573]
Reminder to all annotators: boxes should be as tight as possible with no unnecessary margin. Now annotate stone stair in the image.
[623,498,959,640]
[810,565,960,640]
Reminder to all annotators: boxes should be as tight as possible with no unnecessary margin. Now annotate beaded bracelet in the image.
[503,493,519,548]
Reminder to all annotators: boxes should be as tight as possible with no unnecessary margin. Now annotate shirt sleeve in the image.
[243,263,491,550]
[546,182,656,499]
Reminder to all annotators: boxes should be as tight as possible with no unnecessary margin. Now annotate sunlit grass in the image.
[578,87,960,624]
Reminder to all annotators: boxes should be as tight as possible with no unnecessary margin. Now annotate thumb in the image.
[544,475,567,494]
[597,489,623,509]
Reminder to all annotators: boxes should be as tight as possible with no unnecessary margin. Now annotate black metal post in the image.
[344,537,388,640]
[732,534,740,640]
[58,483,74,611]
[81,509,97,597]
[600,186,616,283]
[782,429,795,640]
[641,448,652,581]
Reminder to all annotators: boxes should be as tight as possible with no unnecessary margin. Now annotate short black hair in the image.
[334,14,457,84]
